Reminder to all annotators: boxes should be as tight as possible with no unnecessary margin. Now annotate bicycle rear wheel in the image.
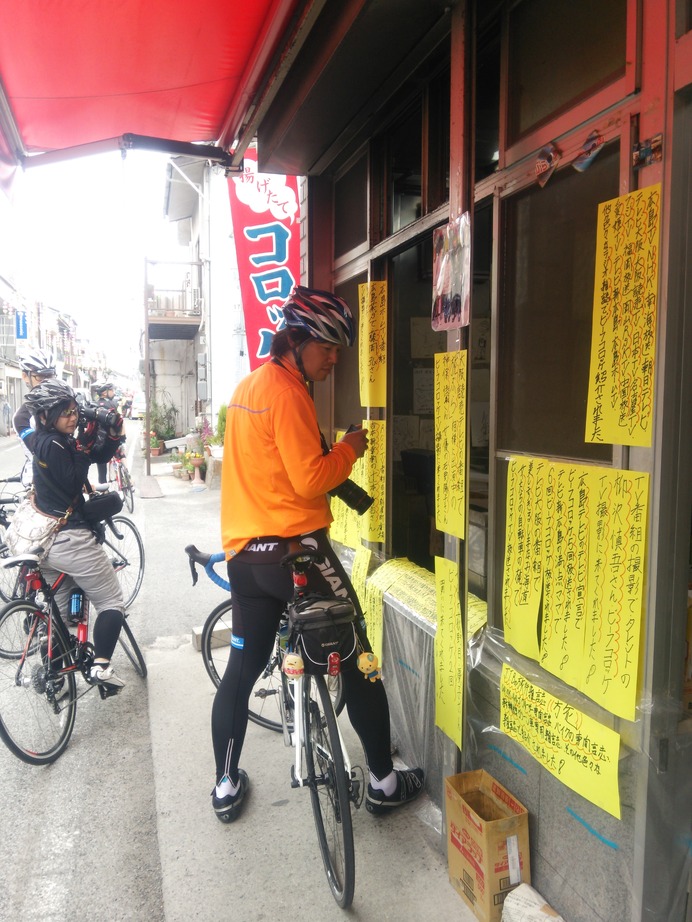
[0,601,77,764]
[201,600,286,731]
[200,602,345,731]
[103,516,144,609]
[303,673,355,908]
[117,618,147,678]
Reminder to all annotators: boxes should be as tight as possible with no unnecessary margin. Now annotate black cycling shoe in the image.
[212,769,249,823]
[366,768,424,815]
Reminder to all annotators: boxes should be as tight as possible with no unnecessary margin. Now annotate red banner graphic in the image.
[228,148,300,369]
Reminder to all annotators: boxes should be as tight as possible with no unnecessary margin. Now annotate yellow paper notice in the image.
[467,593,488,636]
[363,558,402,659]
[502,457,546,660]
[585,184,661,447]
[350,545,371,611]
[434,350,467,539]
[504,456,649,721]
[362,419,386,543]
[329,429,362,549]
[435,557,463,744]
[501,665,621,819]
[540,463,591,689]
[582,468,649,720]
[385,559,437,624]
[358,282,387,408]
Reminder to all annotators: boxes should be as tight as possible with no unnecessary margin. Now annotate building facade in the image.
[228,3,691,921]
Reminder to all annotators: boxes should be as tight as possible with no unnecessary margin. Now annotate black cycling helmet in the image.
[282,286,355,347]
[25,380,76,414]
[19,348,56,377]
[94,381,114,394]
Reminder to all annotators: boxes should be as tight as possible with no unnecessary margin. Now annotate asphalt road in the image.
[0,425,471,922]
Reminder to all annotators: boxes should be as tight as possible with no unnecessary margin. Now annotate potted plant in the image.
[150,432,162,456]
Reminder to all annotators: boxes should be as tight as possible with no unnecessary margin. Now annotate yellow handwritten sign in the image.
[351,545,371,610]
[502,457,546,661]
[540,463,591,690]
[501,665,621,819]
[585,184,661,446]
[329,429,363,549]
[363,559,403,659]
[504,456,649,720]
[384,558,437,623]
[434,350,467,539]
[435,557,463,744]
[358,281,387,408]
[362,419,386,543]
[582,468,649,720]
[467,593,488,636]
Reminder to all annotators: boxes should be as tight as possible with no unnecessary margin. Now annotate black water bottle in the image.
[68,588,84,623]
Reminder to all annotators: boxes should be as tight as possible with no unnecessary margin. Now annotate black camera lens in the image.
[79,404,121,430]
[328,478,374,515]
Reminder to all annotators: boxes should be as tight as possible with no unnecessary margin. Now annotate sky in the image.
[8,149,184,376]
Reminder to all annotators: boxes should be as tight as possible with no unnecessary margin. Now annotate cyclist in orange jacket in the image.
[211,286,424,822]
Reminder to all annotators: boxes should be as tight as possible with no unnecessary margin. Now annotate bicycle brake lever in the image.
[188,555,198,587]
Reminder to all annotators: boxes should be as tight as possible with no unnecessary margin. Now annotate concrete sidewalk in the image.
[136,450,474,920]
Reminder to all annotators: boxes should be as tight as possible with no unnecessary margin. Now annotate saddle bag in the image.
[288,595,360,674]
[81,490,123,523]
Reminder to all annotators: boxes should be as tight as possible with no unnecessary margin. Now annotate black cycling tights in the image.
[92,608,124,661]
[211,530,394,784]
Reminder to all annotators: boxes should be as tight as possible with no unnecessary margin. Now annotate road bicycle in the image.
[186,544,361,908]
[0,546,147,765]
[107,448,135,513]
[0,514,144,609]
[186,545,345,731]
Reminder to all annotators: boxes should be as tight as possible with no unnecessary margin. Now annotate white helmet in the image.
[19,348,56,376]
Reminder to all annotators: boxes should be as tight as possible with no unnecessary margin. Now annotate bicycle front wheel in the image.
[0,601,77,764]
[0,541,23,603]
[120,464,135,514]
[303,673,355,908]
[117,618,147,678]
[103,515,145,608]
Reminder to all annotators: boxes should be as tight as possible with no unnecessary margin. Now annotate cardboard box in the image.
[446,770,531,922]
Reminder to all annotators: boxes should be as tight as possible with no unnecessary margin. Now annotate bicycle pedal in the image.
[350,766,365,808]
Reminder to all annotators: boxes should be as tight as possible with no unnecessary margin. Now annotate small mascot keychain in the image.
[357,651,381,682]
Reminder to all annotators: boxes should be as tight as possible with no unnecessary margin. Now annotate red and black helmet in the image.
[282,286,355,347]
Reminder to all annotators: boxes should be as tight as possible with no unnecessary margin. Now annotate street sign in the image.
[15,311,27,339]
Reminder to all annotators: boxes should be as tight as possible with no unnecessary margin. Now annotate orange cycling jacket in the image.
[220,359,356,558]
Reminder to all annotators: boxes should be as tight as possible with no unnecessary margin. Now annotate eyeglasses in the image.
[59,408,79,419]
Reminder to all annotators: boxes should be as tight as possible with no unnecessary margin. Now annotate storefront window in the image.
[390,240,446,571]
[497,143,619,462]
[389,105,423,233]
[475,21,501,181]
[507,0,627,141]
[334,154,368,259]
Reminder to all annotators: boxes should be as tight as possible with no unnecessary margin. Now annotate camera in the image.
[322,426,374,516]
[79,403,122,430]
[328,477,374,516]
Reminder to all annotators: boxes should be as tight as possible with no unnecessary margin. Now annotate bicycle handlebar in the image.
[184,544,230,592]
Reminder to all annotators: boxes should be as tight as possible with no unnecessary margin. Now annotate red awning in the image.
[0,0,300,167]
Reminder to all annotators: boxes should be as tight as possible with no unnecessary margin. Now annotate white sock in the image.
[370,769,397,795]
[216,775,239,798]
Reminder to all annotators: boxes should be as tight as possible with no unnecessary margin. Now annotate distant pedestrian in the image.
[2,399,11,436]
